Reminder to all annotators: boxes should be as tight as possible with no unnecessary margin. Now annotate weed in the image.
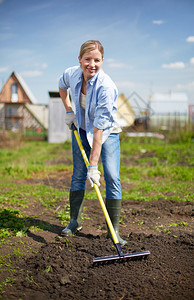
[0,255,12,268]
[0,277,16,292]
[13,249,23,257]
[0,208,28,239]
[26,271,33,283]
[62,238,72,247]
[44,266,52,273]
[169,221,188,227]
[98,226,103,230]
[120,215,126,224]
[138,220,145,225]
[154,225,164,231]
[57,205,70,225]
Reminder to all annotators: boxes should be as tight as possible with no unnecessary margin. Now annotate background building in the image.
[148,92,189,130]
[0,72,48,133]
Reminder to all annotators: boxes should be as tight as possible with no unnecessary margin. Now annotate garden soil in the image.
[1,191,193,300]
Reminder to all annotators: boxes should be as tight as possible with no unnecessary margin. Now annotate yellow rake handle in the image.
[73,128,119,245]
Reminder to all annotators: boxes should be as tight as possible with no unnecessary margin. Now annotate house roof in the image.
[25,103,48,129]
[48,91,60,98]
[13,72,38,104]
[117,93,135,127]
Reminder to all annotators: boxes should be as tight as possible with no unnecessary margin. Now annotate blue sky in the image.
[0,0,194,104]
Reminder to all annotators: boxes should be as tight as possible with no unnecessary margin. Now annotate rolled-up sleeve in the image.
[58,70,70,90]
[93,87,117,129]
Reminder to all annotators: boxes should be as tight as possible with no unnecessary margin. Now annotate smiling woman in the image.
[78,41,104,93]
[79,48,104,84]
[58,40,126,246]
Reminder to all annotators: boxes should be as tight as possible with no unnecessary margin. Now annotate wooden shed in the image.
[48,92,71,143]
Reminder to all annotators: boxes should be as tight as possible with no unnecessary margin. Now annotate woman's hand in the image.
[65,111,78,129]
[87,165,101,187]
[87,127,103,187]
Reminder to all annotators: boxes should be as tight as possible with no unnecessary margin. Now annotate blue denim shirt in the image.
[59,66,118,147]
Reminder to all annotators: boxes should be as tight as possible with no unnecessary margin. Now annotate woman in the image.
[59,40,127,245]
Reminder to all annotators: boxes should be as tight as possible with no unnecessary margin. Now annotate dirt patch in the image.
[0,198,193,300]
[0,131,22,149]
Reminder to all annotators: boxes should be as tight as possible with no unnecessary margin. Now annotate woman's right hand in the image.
[65,111,78,129]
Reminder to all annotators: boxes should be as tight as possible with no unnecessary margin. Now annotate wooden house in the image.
[0,71,48,131]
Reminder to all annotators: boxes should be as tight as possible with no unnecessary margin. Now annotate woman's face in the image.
[79,48,103,82]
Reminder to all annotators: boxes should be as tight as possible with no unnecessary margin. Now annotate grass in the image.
[0,180,69,210]
[0,207,53,240]
[120,136,193,202]
[0,135,193,203]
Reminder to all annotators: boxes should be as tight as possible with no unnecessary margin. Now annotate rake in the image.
[72,124,150,263]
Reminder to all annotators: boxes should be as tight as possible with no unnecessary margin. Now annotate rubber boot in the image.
[106,198,127,246]
[61,190,85,236]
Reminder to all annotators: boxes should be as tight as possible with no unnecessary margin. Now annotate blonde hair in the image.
[79,40,104,58]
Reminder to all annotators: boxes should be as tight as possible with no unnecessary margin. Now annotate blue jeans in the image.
[70,128,121,199]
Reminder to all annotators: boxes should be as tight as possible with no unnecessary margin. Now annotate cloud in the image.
[33,63,48,69]
[106,58,115,63]
[152,20,165,25]
[108,63,130,69]
[162,62,185,69]
[186,36,194,42]
[42,63,48,69]
[190,57,194,65]
[106,58,132,69]
[0,0,4,4]
[115,80,135,89]
[0,67,9,72]
[177,81,194,91]
[20,70,43,77]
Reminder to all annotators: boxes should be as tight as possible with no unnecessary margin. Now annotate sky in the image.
[0,0,194,105]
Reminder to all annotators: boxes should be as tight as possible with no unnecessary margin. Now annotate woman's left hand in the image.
[87,165,101,187]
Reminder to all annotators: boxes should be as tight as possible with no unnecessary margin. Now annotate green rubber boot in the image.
[106,198,127,246]
[61,190,85,236]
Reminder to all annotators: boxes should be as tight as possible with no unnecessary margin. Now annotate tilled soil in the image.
[1,199,194,300]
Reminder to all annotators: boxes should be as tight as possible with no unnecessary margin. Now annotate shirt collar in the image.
[78,68,102,86]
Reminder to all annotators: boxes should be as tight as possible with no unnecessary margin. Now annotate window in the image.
[11,83,18,102]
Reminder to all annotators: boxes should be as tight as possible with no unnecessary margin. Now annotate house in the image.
[117,93,135,128]
[0,71,48,132]
[148,92,189,129]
